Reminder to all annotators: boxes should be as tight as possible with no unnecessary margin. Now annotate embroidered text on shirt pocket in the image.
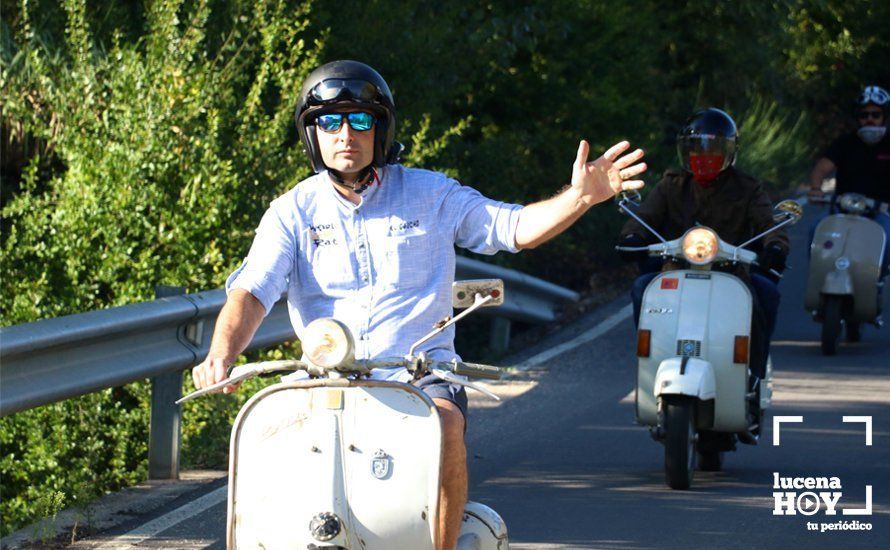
[383,227,430,290]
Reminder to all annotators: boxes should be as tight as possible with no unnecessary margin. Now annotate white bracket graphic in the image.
[842,416,873,446]
[842,485,873,516]
[773,416,803,446]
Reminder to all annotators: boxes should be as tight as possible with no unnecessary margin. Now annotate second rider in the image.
[618,108,789,412]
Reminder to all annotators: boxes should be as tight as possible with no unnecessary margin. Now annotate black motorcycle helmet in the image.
[676,108,739,183]
[296,60,401,175]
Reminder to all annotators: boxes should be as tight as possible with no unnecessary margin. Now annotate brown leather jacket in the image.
[620,167,789,275]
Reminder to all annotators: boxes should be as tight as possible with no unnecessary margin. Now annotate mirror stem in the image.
[407,293,493,357]
[736,215,796,250]
[618,199,668,243]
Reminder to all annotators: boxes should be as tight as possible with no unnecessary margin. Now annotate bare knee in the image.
[434,399,466,458]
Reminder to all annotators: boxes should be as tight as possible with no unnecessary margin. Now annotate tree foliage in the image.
[1,0,887,536]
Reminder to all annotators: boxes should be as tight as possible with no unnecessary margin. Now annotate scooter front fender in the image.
[822,269,853,296]
[654,357,716,401]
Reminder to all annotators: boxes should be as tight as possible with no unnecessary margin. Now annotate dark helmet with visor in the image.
[677,108,739,184]
[296,60,401,174]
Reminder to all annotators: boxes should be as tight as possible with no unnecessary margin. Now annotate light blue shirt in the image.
[227,165,523,378]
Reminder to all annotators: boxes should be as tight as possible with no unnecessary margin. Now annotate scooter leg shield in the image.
[653,357,716,401]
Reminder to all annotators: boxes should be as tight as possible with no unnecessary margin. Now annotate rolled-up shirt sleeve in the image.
[445,180,523,255]
[225,201,295,315]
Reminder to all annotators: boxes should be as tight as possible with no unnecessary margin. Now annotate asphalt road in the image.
[71,202,888,549]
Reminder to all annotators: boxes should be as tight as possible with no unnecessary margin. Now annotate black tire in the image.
[846,321,861,342]
[663,397,696,490]
[697,449,724,472]
[821,296,843,356]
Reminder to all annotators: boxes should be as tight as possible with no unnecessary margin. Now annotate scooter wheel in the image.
[821,296,843,355]
[846,321,861,342]
[663,396,696,490]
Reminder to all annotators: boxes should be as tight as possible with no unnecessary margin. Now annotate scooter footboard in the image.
[228,380,442,549]
[460,501,509,549]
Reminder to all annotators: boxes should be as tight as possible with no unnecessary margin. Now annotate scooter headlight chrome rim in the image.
[681,227,719,266]
[838,193,868,214]
[303,318,355,369]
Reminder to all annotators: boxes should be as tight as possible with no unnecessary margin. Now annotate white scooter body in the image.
[229,379,508,549]
[616,193,799,489]
[636,270,757,433]
[180,280,510,550]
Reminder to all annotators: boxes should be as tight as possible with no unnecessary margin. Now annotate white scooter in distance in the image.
[179,280,509,550]
[616,192,802,490]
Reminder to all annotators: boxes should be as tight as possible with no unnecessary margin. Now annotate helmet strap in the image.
[328,166,376,194]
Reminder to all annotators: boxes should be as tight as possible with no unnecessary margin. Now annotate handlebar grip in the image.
[452,362,502,380]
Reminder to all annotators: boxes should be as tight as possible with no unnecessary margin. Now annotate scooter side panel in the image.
[805,214,884,320]
[637,271,750,432]
[229,381,440,550]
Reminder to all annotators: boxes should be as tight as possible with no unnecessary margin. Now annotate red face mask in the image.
[688,154,725,184]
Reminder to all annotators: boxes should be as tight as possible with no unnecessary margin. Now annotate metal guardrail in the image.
[0,256,578,477]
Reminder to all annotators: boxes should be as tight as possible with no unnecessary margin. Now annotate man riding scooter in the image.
[618,107,789,420]
[805,85,890,350]
[808,85,890,269]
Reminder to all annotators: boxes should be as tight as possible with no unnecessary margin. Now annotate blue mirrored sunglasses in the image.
[315,112,376,133]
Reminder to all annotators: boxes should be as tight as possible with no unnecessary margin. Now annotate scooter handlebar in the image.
[450,361,502,380]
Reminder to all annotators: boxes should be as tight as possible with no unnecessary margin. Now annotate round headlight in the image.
[303,318,355,369]
[681,227,719,265]
[838,193,868,215]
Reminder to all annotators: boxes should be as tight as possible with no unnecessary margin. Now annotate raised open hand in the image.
[572,140,647,205]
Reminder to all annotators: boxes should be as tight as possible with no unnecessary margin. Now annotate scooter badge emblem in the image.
[372,449,391,479]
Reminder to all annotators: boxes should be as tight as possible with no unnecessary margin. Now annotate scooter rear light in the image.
[637,329,651,358]
[733,336,749,364]
[823,240,834,249]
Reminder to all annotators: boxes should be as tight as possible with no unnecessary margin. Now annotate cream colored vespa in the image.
[616,193,801,490]
[805,193,886,355]
[179,280,509,550]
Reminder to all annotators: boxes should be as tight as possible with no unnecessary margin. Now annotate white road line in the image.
[511,304,632,371]
[94,485,227,548]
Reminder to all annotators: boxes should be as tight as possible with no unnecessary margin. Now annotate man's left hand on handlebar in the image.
[192,356,241,394]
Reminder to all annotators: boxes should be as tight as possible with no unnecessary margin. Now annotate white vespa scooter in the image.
[179,280,509,550]
[616,193,801,490]
[805,192,887,355]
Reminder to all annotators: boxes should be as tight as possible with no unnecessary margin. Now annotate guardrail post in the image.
[490,317,511,354]
[148,286,185,480]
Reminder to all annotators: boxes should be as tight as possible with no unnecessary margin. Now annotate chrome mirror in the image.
[452,279,504,308]
[615,189,642,209]
[773,200,802,225]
